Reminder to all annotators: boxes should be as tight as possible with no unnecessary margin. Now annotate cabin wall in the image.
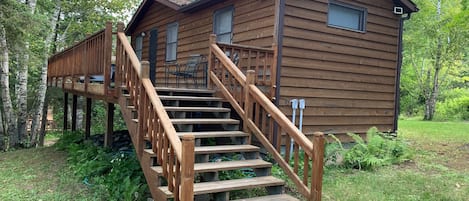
[279,0,400,137]
[129,0,276,87]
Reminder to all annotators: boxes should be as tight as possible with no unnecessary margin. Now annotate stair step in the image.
[231,194,299,201]
[171,118,239,125]
[151,159,271,175]
[156,87,215,94]
[159,95,223,102]
[158,176,284,198]
[143,145,259,156]
[177,131,249,138]
[165,106,230,112]
[195,145,259,154]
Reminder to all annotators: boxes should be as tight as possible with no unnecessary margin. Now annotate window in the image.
[214,6,234,43]
[135,35,143,61]
[328,1,366,32]
[166,22,178,62]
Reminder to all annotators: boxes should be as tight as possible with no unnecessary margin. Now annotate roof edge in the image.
[396,0,419,13]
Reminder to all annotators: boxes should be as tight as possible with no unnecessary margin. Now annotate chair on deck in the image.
[165,54,206,88]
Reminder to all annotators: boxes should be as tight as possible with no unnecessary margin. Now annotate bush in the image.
[325,128,413,171]
[55,132,149,200]
[342,127,413,170]
[434,88,469,121]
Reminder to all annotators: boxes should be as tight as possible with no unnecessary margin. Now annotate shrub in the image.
[434,89,469,121]
[342,127,413,170]
[55,132,148,200]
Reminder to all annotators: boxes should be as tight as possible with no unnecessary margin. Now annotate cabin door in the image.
[149,28,158,85]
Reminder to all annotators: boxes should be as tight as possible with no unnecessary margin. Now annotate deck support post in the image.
[311,132,325,201]
[71,95,78,131]
[63,92,69,133]
[85,98,92,139]
[104,102,114,148]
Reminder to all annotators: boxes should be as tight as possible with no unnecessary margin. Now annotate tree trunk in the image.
[0,110,4,151]
[38,99,49,147]
[30,3,61,146]
[0,23,18,149]
[16,48,28,145]
[423,0,443,121]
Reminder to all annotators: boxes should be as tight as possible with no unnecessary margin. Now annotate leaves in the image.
[401,0,469,119]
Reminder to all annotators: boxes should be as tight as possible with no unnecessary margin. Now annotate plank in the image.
[194,145,259,154]
[158,176,284,197]
[170,118,240,125]
[151,159,271,175]
[177,131,249,138]
[232,194,299,201]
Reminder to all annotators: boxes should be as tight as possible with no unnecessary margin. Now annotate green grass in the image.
[399,119,469,143]
[321,119,469,201]
[1,120,468,200]
[0,146,104,201]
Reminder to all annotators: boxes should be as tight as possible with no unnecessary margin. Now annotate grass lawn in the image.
[0,145,102,201]
[322,119,469,201]
[0,120,467,200]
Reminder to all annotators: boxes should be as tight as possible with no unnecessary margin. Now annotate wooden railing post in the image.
[136,61,150,158]
[207,34,217,89]
[103,21,112,95]
[244,70,256,142]
[116,22,125,96]
[311,132,325,201]
[180,135,195,201]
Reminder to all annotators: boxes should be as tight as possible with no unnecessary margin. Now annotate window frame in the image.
[213,6,234,43]
[135,35,143,61]
[327,1,367,33]
[165,22,179,62]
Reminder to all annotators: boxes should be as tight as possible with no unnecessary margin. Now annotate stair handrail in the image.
[115,23,194,201]
[208,34,325,201]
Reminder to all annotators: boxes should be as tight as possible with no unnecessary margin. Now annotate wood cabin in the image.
[125,0,419,140]
[46,0,419,200]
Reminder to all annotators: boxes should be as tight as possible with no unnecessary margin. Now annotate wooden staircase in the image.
[47,23,325,201]
[121,86,299,200]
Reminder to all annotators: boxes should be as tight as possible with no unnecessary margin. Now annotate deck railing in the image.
[47,22,113,95]
[115,23,195,201]
[208,34,325,201]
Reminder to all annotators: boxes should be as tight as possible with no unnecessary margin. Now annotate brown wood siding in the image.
[129,0,276,87]
[280,0,400,135]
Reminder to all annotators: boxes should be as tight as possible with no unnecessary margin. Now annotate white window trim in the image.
[166,22,179,62]
[327,1,367,33]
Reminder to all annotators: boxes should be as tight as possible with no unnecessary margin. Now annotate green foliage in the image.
[434,88,469,121]
[401,0,469,119]
[55,131,148,201]
[342,127,413,170]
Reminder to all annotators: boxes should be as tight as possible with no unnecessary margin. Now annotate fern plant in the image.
[342,127,412,170]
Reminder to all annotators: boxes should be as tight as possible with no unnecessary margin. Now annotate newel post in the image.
[180,135,195,201]
[244,70,256,143]
[311,132,325,201]
[207,34,217,89]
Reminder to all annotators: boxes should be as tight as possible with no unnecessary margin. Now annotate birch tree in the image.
[402,0,469,120]
[30,1,61,146]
